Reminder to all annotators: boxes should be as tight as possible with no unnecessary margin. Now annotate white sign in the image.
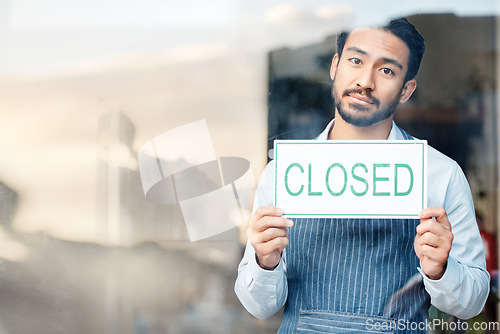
[274,140,427,218]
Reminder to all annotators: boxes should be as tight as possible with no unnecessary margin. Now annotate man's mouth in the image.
[347,93,374,105]
[341,89,380,108]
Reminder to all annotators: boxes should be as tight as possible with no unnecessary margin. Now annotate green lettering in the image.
[350,163,369,196]
[326,163,347,196]
[373,163,390,196]
[308,164,322,196]
[285,163,304,196]
[394,164,413,196]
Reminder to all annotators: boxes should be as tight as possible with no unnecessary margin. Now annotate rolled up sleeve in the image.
[234,241,288,319]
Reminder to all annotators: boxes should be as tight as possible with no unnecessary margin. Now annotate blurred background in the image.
[0,0,499,333]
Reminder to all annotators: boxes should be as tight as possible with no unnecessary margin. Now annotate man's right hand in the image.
[248,206,293,270]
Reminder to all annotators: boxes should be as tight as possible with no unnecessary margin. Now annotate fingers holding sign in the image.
[248,206,293,271]
[414,207,454,280]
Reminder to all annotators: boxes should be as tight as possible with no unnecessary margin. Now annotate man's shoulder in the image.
[427,144,458,170]
[262,159,275,174]
[398,125,459,172]
[396,125,461,186]
[425,144,464,193]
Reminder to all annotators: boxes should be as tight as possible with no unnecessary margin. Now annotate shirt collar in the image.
[317,119,404,140]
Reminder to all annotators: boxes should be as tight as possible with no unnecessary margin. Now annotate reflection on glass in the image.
[0,2,498,333]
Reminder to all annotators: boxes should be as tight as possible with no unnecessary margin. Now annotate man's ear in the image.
[330,53,339,80]
[400,79,417,104]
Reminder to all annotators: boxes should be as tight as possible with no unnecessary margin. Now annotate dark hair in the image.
[336,18,425,82]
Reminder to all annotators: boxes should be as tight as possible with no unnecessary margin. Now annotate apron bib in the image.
[278,218,431,334]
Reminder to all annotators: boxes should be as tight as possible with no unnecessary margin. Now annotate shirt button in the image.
[270,295,276,299]
[270,275,276,279]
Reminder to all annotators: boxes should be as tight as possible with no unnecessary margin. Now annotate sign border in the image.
[274,140,427,218]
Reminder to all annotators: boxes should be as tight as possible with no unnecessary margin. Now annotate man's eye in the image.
[349,58,361,65]
[382,68,394,76]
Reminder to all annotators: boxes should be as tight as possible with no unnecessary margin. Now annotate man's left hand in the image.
[414,207,454,280]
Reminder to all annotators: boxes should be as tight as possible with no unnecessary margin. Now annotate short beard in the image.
[332,84,402,127]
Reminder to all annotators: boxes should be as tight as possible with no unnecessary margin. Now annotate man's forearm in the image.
[420,256,490,319]
[234,242,288,319]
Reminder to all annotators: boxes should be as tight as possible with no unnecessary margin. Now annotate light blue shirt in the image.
[235,120,489,320]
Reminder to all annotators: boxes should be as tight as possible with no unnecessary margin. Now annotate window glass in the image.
[0,1,498,333]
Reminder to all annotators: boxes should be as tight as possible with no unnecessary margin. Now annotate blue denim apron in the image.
[278,217,430,333]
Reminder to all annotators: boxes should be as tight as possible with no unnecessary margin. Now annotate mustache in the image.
[342,88,380,107]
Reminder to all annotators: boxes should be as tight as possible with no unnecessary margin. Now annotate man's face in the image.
[331,28,416,127]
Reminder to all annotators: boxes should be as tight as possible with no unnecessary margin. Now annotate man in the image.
[235,18,489,333]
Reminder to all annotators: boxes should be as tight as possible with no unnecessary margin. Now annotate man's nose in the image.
[356,68,375,91]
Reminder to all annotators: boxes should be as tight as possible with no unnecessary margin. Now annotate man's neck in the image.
[328,113,393,140]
